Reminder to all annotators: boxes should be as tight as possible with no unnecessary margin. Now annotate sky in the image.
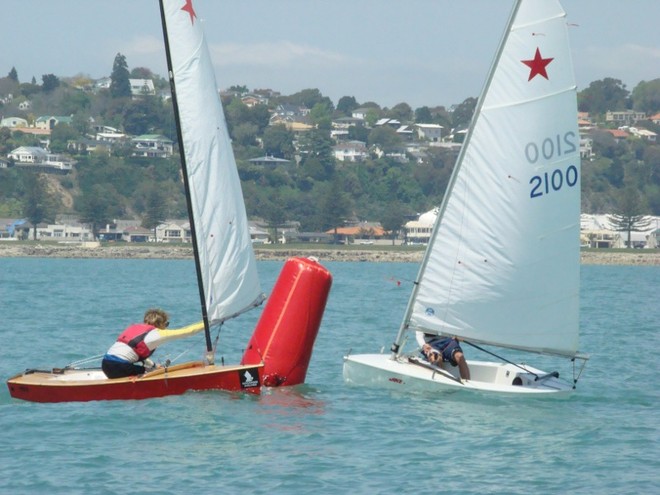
[3,0,659,109]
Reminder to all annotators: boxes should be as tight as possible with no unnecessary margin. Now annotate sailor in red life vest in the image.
[101,308,204,379]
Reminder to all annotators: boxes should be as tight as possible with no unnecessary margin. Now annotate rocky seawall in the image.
[1,242,659,265]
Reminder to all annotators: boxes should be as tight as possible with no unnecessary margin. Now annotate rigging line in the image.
[461,340,539,378]
[165,328,216,365]
[65,354,104,368]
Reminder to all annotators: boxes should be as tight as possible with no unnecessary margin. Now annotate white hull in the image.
[343,353,573,396]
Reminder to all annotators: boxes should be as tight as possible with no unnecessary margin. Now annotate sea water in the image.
[0,259,657,494]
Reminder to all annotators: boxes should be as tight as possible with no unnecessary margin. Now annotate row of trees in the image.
[1,57,659,240]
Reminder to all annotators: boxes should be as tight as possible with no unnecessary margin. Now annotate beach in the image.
[1,242,659,265]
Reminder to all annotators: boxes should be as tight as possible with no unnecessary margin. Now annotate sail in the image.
[409,0,580,356]
[162,0,264,324]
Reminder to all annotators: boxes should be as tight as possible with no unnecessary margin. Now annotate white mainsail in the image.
[162,0,264,325]
[407,0,580,357]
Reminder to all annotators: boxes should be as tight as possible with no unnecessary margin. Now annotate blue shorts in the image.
[425,337,463,366]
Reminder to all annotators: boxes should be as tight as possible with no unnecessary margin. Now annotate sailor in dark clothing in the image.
[421,335,471,381]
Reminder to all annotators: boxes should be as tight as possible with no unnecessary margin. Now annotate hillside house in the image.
[156,220,191,243]
[248,155,291,167]
[35,115,73,130]
[7,146,74,172]
[131,134,174,158]
[605,110,646,125]
[129,79,156,96]
[333,140,368,162]
[415,124,443,142]
[0,117,28,128]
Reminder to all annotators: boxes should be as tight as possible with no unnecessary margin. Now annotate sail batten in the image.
[404,0,581,357]
[161,0,263,326]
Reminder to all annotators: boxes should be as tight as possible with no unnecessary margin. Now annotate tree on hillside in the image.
[262,124,295,159]
[337,96,358,116]
[452,97,477,130]
[316,179,353,235]
[140,184,168,232]
[110,53,131,98]
[631,78,660,114]
[578,78,629,115]
[123,97,164,135]
[608,185,651,247]
[285,88,334,111]
[76,184,124,239]
[22,173,58,239]
[415,106,433,123]
[298,128,335,180]
[41,74,60,93]
[61,90,91,115]
[379,202,408,245]
[368,125,402,152]
[387,102,413,122]
[8,67,18,82]
[309,102,333,129]
[262,194,287,244]
[49,123,80,153]
[19,80,40,98]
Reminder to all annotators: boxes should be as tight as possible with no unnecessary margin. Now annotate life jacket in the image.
[117,323,156,360]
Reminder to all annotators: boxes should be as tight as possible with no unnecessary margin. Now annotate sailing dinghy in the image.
[7,0,332,403]
[343,0,588,395]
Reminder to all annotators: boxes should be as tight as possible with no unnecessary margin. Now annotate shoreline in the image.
[1,242,659,265]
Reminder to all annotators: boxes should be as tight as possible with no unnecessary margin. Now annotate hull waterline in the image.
[7,362,264,403]
[343,354,574,396]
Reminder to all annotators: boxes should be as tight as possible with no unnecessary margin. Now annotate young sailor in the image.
[101,308,204,379]
[421,334,471,381]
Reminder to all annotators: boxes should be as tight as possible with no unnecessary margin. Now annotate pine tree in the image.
[8,67,18,82]
[109,53,131,98]
[608,186,651,248]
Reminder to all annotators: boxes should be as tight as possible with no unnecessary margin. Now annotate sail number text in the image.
[525,131,579,199]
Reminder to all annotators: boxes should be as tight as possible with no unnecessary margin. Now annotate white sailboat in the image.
[7,0,332,402]
[343,0,588,395]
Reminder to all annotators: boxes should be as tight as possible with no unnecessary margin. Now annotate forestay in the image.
[408,0,580,357]
[162,0,264,324]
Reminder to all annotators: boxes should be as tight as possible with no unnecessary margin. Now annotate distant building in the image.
[248,156,291,167]
[415,124,443,142]
[129,79,155,96]
[404,208,438,245]
[333,140,368,162]
[131,134,174,158]
[7,146,75,173]
[35,115,73,130]
[605,110,646,125]
[0,117,28,128]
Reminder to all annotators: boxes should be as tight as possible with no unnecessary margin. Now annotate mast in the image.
[390,0,523,358]
[158,0,213,356]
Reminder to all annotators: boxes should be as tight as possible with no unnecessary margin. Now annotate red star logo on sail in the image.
[181,0,197,24]
[521,48,553,81]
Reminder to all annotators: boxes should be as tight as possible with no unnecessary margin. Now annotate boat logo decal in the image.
[240,368,260,388]
[425,307,435,316]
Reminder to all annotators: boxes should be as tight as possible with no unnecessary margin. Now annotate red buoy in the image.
[241,257,332,387]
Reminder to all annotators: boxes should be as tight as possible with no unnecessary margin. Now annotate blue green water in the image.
[1,259,658,494]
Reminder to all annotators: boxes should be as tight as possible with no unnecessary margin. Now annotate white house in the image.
[415,123,443,142]
[8,146,75,172]
[35,222,93,241]
[404,208,438,245]
[129,79,156,96]
[35,115,73,130]
[155,220,191,243]
[0,117,28,128]
[333,140,368,162]
[131,134,174,158]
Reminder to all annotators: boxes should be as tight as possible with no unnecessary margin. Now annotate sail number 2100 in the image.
[525,132,578,199]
